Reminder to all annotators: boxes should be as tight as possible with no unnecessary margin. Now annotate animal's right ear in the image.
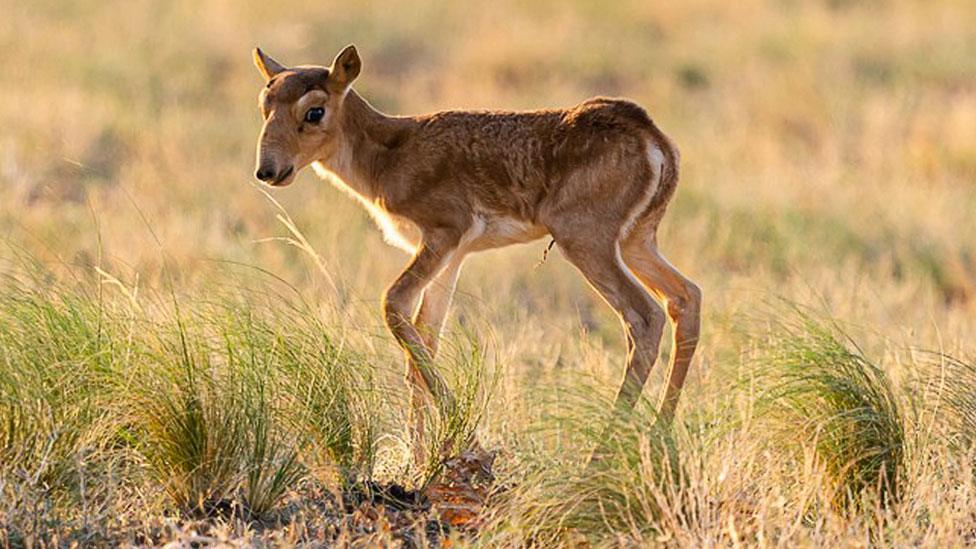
[253,47,286,82]
[328,45,361,92]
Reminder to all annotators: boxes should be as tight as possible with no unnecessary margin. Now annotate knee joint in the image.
[383,286,412,329]
[669,282,702,320]
[625,305,666,338]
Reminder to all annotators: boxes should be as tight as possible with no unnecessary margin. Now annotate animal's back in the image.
[398,98,675,223]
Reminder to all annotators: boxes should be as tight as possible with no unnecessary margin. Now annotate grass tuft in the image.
[752,310,905,512]
[415,331,496,484]
[0,259,379,530]
[490,381,685,545]
[128,298,377,517]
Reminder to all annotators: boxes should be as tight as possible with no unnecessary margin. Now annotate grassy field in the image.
[2,0,976,545]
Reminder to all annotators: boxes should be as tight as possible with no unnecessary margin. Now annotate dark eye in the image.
[305,107,325,123]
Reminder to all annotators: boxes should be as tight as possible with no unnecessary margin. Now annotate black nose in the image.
[255,165,276,182]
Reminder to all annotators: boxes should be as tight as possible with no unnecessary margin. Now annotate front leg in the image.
[414,255,465,356]
[407,254,465,464]
[383,229,462,414]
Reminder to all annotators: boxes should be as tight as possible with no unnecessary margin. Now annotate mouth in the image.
[270,166,295,187]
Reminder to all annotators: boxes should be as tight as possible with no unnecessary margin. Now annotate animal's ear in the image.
[253,47,287,82]
[329,45,361,91]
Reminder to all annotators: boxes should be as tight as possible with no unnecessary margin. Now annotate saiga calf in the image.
[252,45,701,452]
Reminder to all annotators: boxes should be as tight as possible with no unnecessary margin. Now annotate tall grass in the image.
[0,267,115,493]
[751,311,906,512]
[933,355,976,453]
[0,265,132,544]
[0,259,380,539]
[127,295,380,517]
[484,381,686,545]
[2,254,972,545]
[414,331,496,484]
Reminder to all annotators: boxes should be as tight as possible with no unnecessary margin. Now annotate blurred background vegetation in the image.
[3,0,975,329]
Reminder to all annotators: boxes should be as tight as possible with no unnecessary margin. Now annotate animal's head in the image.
[252,45,361,186]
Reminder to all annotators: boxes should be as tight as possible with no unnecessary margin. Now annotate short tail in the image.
[645,129,680,214]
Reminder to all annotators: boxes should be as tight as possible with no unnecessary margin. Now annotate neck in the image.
[317,89,415,200]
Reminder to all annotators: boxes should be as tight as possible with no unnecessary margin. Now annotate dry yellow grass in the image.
[2,0,976,545]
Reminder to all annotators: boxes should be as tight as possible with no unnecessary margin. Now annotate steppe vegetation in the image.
[1,0,975,545]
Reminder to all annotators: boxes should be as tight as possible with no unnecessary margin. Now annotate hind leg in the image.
[621,226,701,423]
[549,227,667,414]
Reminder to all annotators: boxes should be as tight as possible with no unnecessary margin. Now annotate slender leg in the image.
[621,232,702,423]
[414,255,465,354]
[384,230,461,415]
[407,254,465,461]
[554,235,667,414]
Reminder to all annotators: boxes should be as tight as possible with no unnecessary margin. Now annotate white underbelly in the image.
[312,161,546,253]
[375,213,547,254]
[469,215,548,251]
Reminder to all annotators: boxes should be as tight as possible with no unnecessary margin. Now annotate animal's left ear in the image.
[329,45,361,92]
